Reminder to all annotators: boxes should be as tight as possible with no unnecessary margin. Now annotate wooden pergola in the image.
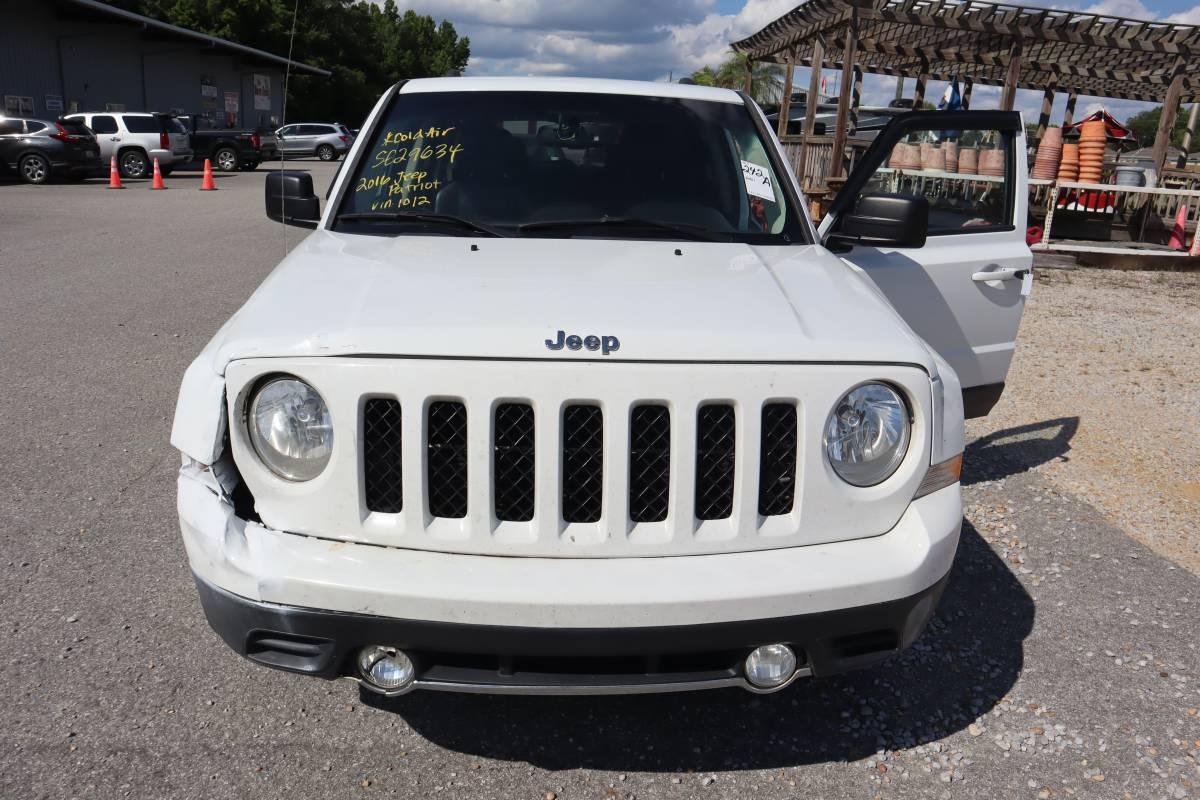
[733,0,1200,187]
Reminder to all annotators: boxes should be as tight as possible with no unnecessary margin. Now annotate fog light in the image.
[744,644,797,689]
[357,646,415,691]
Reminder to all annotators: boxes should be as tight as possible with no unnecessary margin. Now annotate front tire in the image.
[119,150,149,179]
[316,144,337,162]
[214,147,239,172]
[19,153,50,184]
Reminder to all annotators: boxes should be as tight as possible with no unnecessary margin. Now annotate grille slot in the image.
[695,405,736,520]
[494,403,535,522]
[629,405,671,523]
[363,399,403,513]
[427,401,468,518]
[561,405,603,523]
[758,403,798,516]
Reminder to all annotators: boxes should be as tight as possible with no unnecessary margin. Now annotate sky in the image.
[391,0,1200,124]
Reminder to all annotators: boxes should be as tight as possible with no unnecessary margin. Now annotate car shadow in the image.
[361,521,1033,772]
[963,417,1079,486]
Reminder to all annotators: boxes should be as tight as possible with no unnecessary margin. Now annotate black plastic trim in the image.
[963,382,1005,418]
[193,570,950,685]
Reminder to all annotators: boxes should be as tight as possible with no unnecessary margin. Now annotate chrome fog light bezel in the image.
[356,645,416,693]
[744,643,798,690]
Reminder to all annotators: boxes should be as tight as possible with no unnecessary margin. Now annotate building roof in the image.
[61,0,330,77]
[732,0,1199,103]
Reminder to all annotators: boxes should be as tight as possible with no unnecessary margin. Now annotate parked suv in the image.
[62,112,192,178]
[174,78,1031,698]
[275,122,353,161]
[0,116,101,184]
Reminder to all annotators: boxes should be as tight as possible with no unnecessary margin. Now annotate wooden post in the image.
[894,76,905,101]
[796,37,825,185]
[1000,38,1022,111]
[1036,84,1055,141]
[912,65,928,108]
[1063,90,1077,126]
[829,16,859,180]
[777,55,795,138]
[961,76,973,110]
[743,58,754,94]
[1152,59,1186,177]
[849,65,863,134]
[1179,102,1199,169]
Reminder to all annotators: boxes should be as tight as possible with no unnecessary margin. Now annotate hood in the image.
[200,231,934,372]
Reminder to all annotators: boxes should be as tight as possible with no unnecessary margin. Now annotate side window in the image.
[91,115,118,134]
[122,115,158,133]
[25,121,46,133]
[856,128,1014,234]
[278,125,294,136]
[299,125,321,136]
[0,119,23,135]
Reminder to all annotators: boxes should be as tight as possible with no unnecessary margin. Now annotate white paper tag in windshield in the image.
[741,160,775,201]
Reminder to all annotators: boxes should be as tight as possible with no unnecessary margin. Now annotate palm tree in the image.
[712,52,784,105]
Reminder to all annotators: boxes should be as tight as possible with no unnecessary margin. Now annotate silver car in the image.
[62,112,192,178]
[275,123,353,161]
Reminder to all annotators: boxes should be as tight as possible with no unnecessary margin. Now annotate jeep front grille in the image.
[561,405,604,523]
[363,398,403,513]
[426,401,468,518]
[758,403,798,516]
[628,405,671,523]
[493,403,535,522]
[695,405,736,520]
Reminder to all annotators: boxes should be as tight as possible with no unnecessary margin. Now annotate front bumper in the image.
[180,467,961,694]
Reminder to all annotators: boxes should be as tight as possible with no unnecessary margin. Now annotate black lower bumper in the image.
[195,572,949,693]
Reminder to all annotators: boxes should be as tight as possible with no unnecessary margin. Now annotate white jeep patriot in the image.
[172,77,1029,697]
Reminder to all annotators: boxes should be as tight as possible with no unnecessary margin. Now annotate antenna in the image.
[280,0,300,255]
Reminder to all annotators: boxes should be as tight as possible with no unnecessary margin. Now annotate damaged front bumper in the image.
[178,460,961,695]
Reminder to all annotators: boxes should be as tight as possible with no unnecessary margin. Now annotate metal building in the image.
[0,0,328,128]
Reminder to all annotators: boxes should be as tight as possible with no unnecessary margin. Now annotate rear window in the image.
[167,117,187,134]
[122,115,161,133]
[58,120,91,136]
[337,125,352,136]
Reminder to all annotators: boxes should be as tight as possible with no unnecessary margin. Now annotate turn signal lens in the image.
[914,453,963,499]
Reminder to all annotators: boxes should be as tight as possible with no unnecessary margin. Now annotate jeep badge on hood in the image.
[545,329,620,355]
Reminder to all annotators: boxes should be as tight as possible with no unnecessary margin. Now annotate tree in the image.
[111,0,469,124]
[1126,105,1193,149]
[692,51,783,106]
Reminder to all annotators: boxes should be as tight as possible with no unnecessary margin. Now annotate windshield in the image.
[334,90,807,243]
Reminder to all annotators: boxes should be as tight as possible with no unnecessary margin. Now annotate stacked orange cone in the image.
[200,158,217,191]
[150,157,167,190]
[1167,204,1188,251]
[106,156,124,189]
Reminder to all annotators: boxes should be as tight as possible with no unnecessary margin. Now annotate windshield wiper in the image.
[338,212,506,238]
[517,216,724,241]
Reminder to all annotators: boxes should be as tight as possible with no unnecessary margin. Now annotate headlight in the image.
[823,382,910,487]
[247,376,333,481]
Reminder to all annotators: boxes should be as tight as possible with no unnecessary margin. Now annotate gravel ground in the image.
[1,166,1199,798]
[974,266,1200,573]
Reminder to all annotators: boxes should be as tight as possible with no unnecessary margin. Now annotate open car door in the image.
[818,111,1031,417]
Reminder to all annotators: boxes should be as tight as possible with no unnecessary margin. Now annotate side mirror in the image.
[827,193,928,251]
[265,170,320,228]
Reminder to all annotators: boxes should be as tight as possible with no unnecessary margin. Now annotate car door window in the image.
[0,119,23,135]
[278,125,295,136]
[122,116,159,134]
[852,128,1014,235]
[91,115,118,134]
[25,121,46,133]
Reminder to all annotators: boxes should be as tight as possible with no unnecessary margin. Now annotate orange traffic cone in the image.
[1167,204,1187,250]
[106,155,124,189]
[149,157,166,190]
[200,158,217,191]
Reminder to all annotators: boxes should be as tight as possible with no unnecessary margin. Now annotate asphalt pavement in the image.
[1,162,1198,799]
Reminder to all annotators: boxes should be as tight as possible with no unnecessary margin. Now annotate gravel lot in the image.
[2,164,1198,799]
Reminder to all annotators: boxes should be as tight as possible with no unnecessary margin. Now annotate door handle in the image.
[972,267,1026,282]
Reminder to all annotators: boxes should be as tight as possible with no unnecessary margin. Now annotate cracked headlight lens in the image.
[823,382,910,487]
[247,376,333,481]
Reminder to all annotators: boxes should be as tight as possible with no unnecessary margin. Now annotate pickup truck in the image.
[178,116,276,172]
[172,77,1030,699]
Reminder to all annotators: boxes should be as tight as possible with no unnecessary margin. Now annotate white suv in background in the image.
[275,122,354,161]
[173,77,1031,699]
[63,111,192,178]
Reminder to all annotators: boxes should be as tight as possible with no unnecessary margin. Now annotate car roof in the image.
[73,111,160,116]
[399,76,745,105]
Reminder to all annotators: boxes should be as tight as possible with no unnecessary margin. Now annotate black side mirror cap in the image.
[827,193,929,251]
[265,170,321,228]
